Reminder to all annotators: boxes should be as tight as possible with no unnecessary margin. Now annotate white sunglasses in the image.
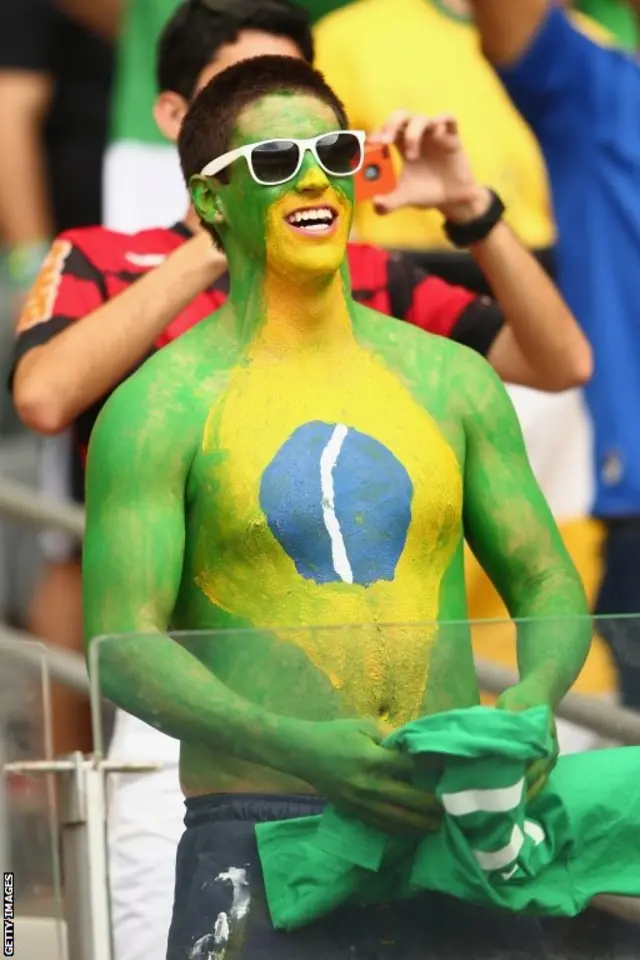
[199,130,366,186]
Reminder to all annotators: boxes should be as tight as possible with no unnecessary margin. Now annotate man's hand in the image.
[368,112,490,222]
[496,681,559,800]
[294,717,442,834]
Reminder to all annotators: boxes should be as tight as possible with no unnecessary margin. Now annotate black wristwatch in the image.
[443,190,505,249]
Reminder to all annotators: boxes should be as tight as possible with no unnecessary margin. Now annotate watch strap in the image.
[444,190,505,249]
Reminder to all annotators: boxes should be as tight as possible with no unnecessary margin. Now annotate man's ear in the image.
[189,175,226,225]
[153,91,189,143]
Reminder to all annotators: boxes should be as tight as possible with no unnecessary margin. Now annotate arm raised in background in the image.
[470,208,593,391]
[12,231,227,435]
[458,348,591,709]
[369,112,592,391]
[466,0,549,67]
[469,0,627,146]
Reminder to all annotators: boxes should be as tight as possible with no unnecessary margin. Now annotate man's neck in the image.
[226,255,355,356]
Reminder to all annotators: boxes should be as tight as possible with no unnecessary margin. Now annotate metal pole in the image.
[0,630,90,694]
[0,477,84,537]
[3,756,161,960]
[58,754,111,960]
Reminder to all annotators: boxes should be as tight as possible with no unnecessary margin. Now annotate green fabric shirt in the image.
[256,707,640,930]
[578,0,638,49]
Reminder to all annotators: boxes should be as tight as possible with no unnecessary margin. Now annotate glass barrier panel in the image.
[91,617,640,960]
[0,638,64,959]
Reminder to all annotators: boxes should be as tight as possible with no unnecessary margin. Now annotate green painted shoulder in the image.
[442,336,512,422]
[87,329,217,482]
[352,301,494,392]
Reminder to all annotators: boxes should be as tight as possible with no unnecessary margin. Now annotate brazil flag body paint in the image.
[84,86,591,799]
[190,305,463,718]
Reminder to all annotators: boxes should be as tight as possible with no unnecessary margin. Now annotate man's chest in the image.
[187,348,463,612]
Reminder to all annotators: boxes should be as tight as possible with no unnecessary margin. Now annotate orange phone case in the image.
[354,144,397,203]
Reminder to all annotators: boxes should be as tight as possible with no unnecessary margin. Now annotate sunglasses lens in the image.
[250,140,300,184]
[316,132,362,176]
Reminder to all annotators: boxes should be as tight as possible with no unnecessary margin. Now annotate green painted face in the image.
[191,92,355,279]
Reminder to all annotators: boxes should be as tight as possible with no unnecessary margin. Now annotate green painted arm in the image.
[459,351,591,707]
[82,366,311,774]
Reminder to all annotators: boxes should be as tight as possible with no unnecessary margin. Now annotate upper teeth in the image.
[287,208,334,224]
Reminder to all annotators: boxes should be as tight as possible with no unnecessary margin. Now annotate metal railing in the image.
[2,474,640,960]
[1,625,89,694]
[0,476,84,538]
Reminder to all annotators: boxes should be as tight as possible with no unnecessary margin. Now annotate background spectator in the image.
[0,0,115,757]
[468,0,640,715]
[0,0,114,288]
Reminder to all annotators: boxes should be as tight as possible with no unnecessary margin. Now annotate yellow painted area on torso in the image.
[192,309,462,717]
[314,0,611,250]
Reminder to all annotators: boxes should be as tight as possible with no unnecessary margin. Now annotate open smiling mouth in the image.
[284,206,339,236]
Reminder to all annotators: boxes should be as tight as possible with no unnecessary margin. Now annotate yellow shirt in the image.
[314,0,610,250]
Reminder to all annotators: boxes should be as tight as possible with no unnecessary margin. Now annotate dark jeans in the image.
[595,520,640,709]
[166,793,546,960]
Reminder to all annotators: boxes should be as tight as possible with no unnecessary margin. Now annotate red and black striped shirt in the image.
[11,222,504,502]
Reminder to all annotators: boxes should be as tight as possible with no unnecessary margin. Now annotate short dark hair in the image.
[178,54,349,188]
[157,0,314,100]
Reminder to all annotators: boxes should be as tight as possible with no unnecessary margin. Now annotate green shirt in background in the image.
[578,0,638,49]
[110,0,179,144]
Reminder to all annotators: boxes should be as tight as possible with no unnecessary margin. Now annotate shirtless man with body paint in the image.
[83,56,591,960]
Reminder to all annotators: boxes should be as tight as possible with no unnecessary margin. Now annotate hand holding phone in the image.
[354,143,397,204]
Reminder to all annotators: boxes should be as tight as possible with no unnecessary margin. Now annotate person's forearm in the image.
[468,0,548,66]
[471,217,592,390]
[511,568,592,706]
[444,186,592,390]
[0,75,53,245]
[14,234,226,434]
[93,632,310,776]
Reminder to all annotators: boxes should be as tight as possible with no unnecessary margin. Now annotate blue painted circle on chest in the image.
[259,421,413,587]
